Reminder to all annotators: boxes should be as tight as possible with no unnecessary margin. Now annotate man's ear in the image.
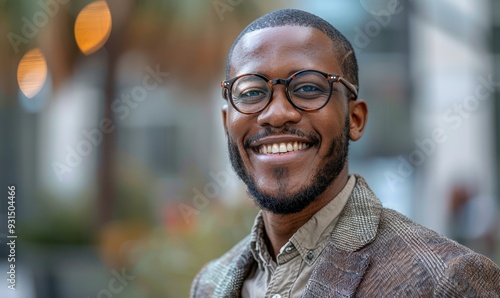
[222,104,228,134]
[349,99,368,141]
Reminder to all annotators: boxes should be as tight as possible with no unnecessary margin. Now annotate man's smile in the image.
[247,134,316,164]
[256,141,310,154]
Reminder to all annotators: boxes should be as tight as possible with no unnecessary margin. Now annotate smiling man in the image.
[191,9,500,297]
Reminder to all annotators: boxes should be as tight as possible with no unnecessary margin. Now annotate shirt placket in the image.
[264,245,301,298]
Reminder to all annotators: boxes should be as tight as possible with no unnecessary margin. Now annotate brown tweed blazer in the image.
[191,175,500,297]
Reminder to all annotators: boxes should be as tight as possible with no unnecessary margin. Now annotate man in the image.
[191,9,500,297]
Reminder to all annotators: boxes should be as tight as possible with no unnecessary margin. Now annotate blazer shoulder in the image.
[377,208,493,264]
[444,252,500,296]
[375,208,500,296]
[378,207,473,257]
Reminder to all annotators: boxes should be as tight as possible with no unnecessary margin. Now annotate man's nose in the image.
[256,85,302,127]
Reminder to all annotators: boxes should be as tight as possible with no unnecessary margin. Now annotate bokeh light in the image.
[17,48,48,99]
[74,0,112,55]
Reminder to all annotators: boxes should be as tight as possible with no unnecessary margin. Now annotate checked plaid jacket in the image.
[191,176,500,297]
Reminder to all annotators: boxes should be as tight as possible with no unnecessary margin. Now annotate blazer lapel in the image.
[302,175,382,297]
[302,247,370,297]
[216,243,255,298]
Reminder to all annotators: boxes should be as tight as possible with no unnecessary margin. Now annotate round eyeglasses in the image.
[221,69,358,115]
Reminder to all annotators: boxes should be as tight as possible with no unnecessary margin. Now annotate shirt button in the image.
[272,295,282,298]
[306,251,315,261]
[285,246,293,253]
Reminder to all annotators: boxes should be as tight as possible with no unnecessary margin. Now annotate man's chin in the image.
[247,186,316,215]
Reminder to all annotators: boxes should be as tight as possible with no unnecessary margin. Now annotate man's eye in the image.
[296,85,319,92]
[234,89,268,104]
[293,84,327,97]
[241,90,263,97]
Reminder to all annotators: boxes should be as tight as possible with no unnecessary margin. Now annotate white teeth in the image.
[272,144,279,153]
[258,142,310,154]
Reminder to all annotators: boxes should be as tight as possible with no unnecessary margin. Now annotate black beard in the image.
[227,117,350,215]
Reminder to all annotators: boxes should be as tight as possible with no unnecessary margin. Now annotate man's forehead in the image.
[237,26,325,51]
[229,26,341,77]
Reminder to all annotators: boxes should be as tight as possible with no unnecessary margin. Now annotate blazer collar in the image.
[302,174,382,297]
[216,236,255,297]
[330,174,382,252]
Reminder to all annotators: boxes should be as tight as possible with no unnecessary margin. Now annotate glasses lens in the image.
[231,75,270,113]
[288,71,331,110]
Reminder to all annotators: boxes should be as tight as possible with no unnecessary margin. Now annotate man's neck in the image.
[261,170,349,260]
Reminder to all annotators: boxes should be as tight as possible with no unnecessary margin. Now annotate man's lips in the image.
[249,135,314,155]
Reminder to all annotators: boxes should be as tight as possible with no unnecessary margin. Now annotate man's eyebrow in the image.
[235,68,341,79]
[234,70,304,78]
[260,69,330,78]
[258,70,305,78]
[286,69,307,77]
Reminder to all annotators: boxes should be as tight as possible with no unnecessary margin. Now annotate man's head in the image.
[222,9,368,215]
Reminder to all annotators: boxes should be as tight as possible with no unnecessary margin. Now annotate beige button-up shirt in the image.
[241,175,356,298]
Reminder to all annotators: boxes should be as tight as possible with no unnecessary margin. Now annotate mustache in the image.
[244,126,320,148]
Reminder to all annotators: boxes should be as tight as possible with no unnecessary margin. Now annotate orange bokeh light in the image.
[17,48,48,99]
[74,0,112,55]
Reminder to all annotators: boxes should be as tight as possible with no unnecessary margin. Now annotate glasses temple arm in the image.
[338,77,358,99]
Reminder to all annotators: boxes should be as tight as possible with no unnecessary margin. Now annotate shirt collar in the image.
[248,175,357,267]
[249,211,274,270]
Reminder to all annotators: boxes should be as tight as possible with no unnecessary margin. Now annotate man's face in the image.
[223,26,351,214]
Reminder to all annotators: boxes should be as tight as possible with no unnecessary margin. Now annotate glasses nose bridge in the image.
[267,78,290,100]
[268,78,288,89]
[263,77,296,113]
[267,77,291,102]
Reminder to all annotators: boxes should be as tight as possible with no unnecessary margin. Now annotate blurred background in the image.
[0,0,499,297]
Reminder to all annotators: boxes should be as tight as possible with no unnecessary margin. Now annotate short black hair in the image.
[225,9,359,91]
